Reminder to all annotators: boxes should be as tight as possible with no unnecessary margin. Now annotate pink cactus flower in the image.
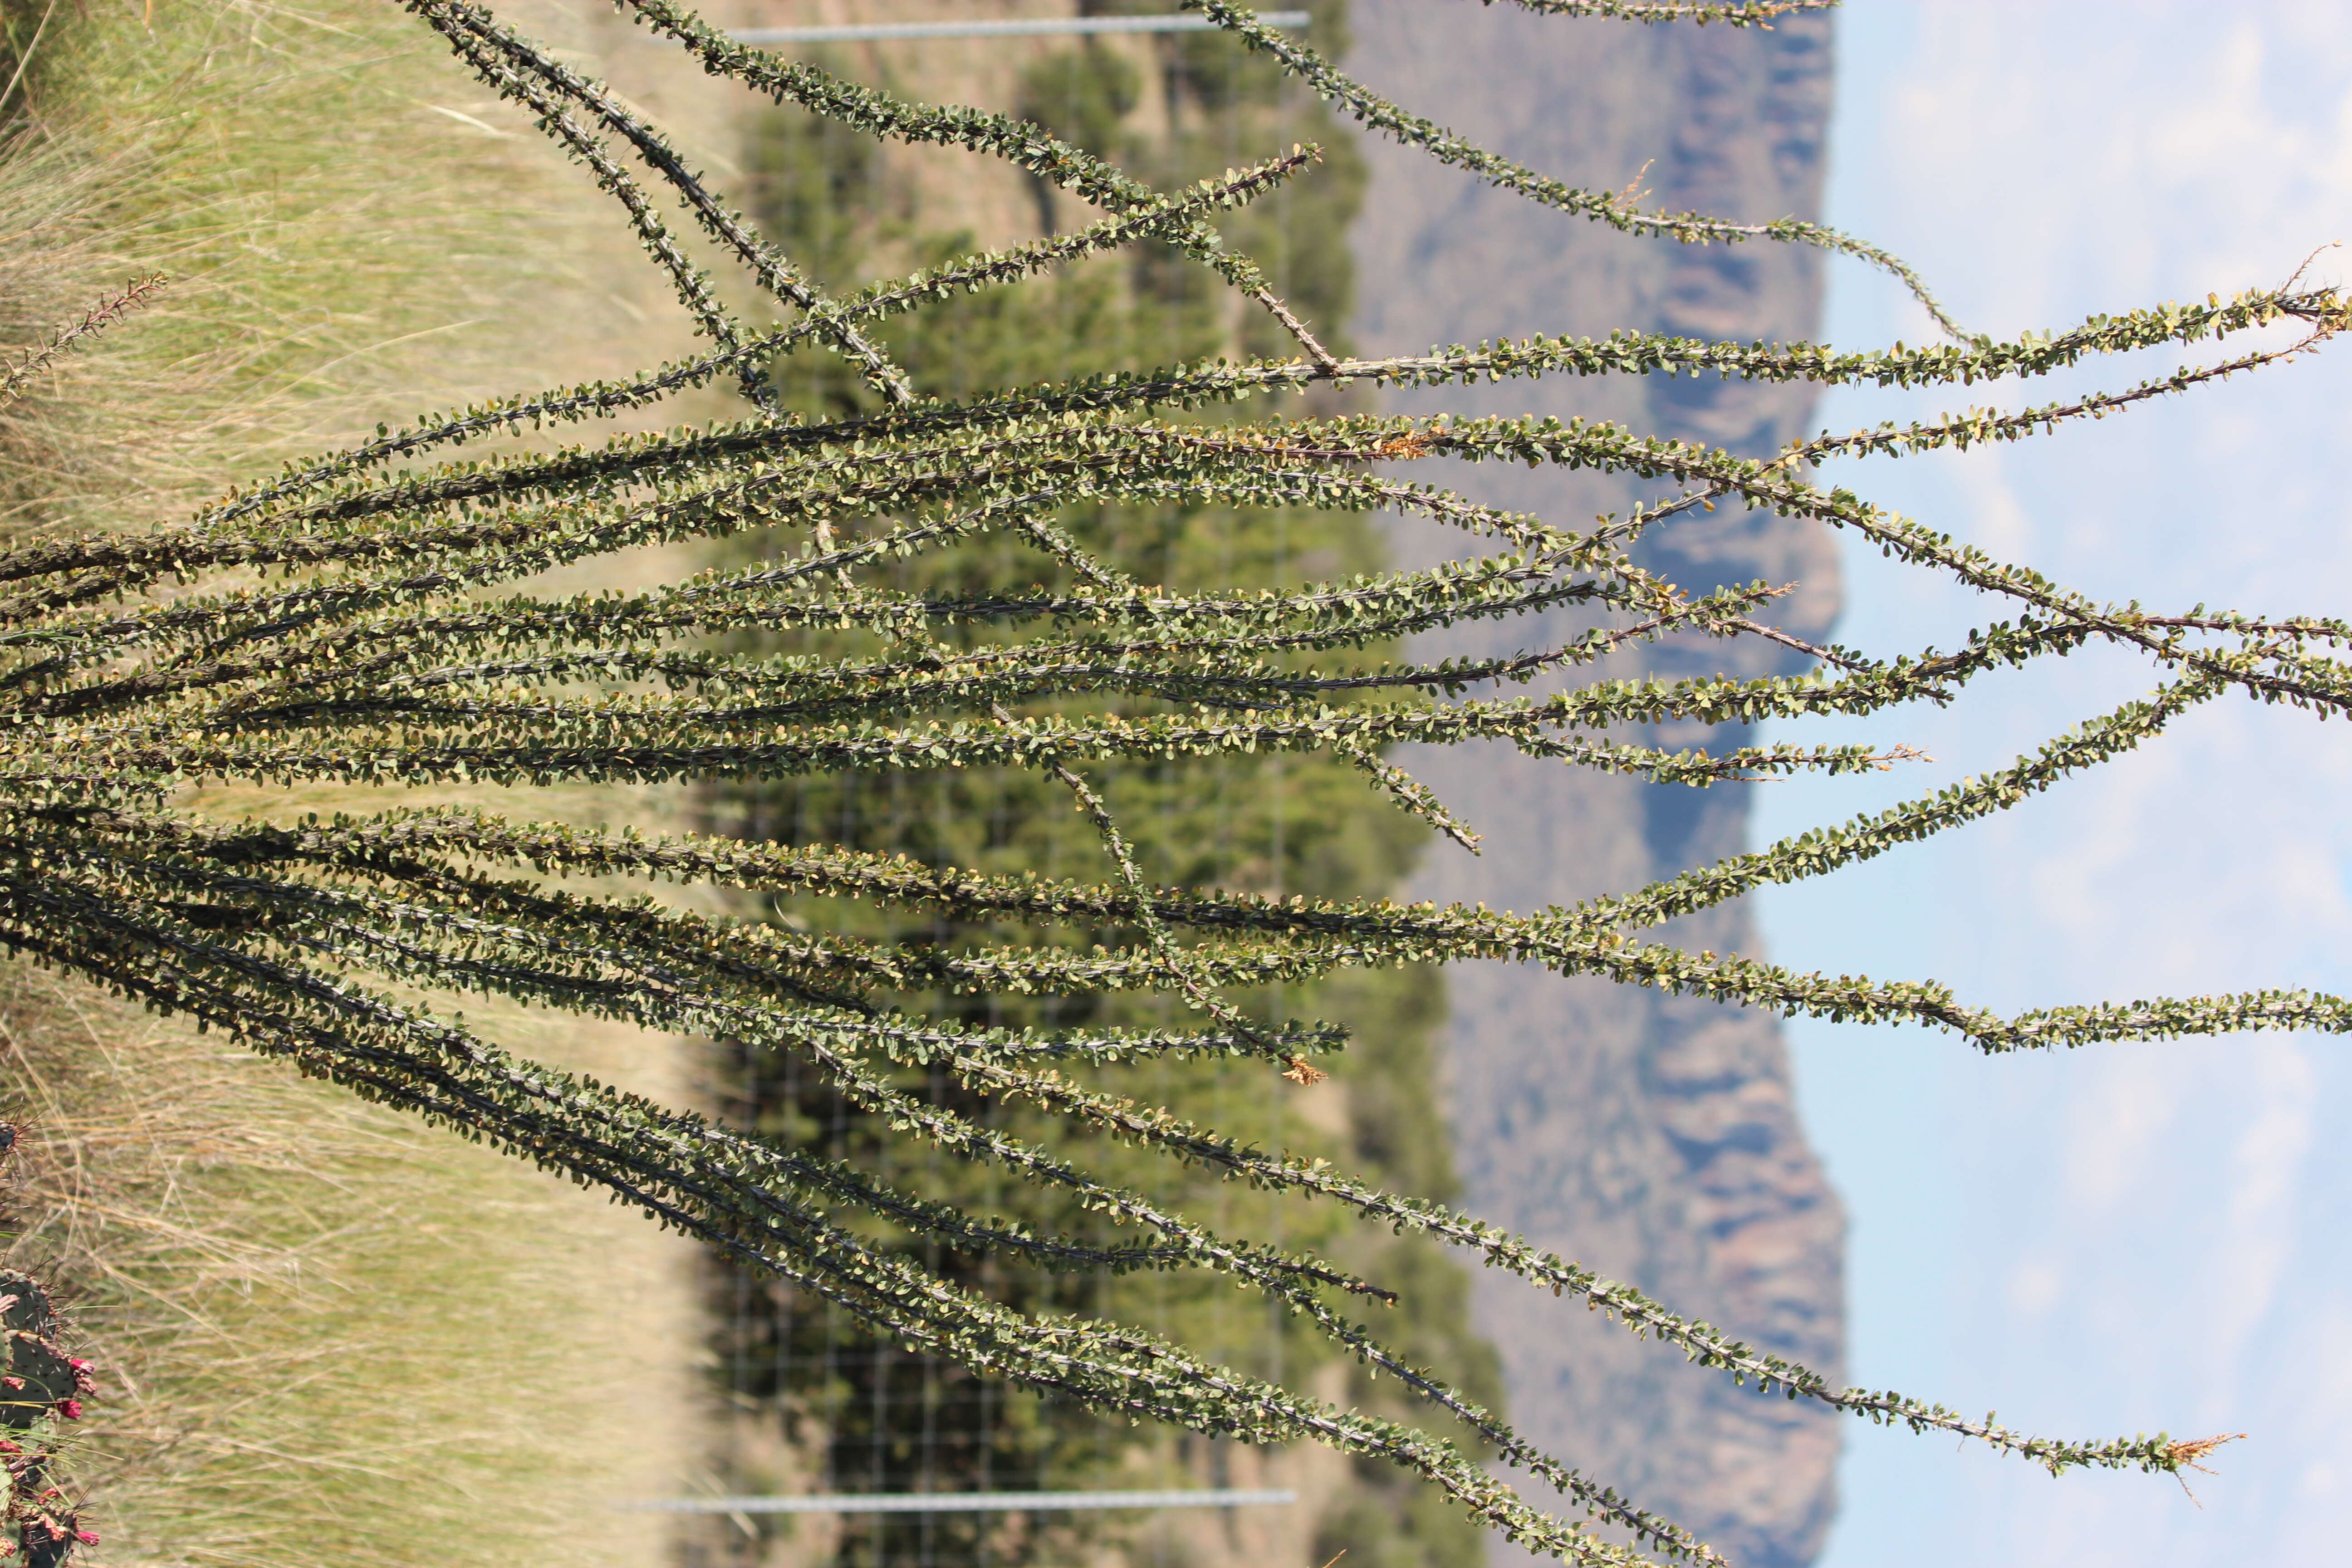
[55,1400,79,1421]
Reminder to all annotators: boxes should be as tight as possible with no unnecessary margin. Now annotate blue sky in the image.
[1756,4,2352,1563]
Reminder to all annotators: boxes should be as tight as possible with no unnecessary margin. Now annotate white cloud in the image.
[2202,1044,2315,1411]
[1772,4,2352,1564]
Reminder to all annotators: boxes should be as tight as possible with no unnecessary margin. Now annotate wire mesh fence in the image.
[670,12,1466,1566]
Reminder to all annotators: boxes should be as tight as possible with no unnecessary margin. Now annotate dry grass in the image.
[0,964,698,1568]
[0,4,720,1564]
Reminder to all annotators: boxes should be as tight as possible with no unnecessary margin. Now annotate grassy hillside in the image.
[0,6,708,1565]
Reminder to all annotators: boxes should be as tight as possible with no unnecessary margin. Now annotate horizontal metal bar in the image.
[728,12,1310,45]
[620,1487,1298,1514]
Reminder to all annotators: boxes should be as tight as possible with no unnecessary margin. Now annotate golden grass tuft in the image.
[0,4,714,1563]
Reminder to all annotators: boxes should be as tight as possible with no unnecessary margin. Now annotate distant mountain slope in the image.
[1346,6,1846,1565]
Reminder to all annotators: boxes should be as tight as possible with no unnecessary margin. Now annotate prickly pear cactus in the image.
[0,1134,97,1566]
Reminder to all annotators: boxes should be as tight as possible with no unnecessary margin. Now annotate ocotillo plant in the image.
[0,2,2344,1562]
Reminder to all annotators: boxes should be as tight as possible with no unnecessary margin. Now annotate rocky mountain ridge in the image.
[1346,6,1847,1565]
